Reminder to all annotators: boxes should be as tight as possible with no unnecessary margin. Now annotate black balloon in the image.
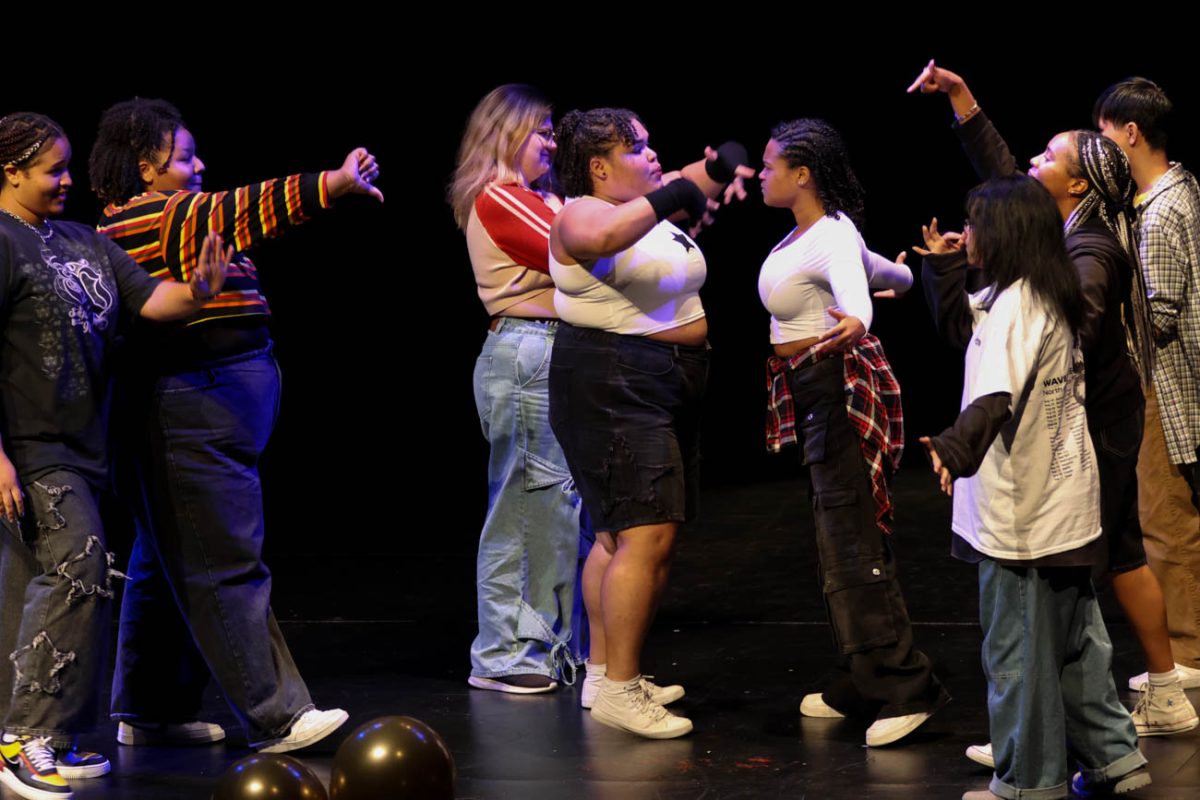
[330,716,455,800]
[212,753,328,800]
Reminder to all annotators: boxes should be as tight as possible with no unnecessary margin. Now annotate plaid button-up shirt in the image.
[1136,163,1200,465]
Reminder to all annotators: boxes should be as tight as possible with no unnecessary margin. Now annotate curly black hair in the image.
[0,112,66,184]
[770,118,865,229]
[88,98,186,205]
[553,108,639,198]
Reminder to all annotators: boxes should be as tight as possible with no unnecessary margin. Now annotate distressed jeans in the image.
[979,561,1144,799]
[471,319,582,681]
[110,349,312,744]
[0,472,117,747]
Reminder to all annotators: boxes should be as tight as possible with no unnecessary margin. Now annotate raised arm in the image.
[151,147,381,282]
[908,60,1018,180]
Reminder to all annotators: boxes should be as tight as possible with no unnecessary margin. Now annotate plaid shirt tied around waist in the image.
[765,334,904,533]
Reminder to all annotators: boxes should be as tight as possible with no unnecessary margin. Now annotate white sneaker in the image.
[965,742,995,768]
[255,708,349,753]
[799,693,845,719]
[580,671,686,710]
[589,680,692,739]
[117,720,226,746]
[1131,680,1200,736]
[1128,662,1200,691]
[865,709,937,747]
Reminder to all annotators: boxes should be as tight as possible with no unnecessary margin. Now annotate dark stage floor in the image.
[33,468,1200,800]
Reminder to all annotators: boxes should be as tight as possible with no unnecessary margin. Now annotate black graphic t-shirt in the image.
[0,215,160,486]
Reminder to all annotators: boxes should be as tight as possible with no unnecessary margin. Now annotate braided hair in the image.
[88,98,185,205]
[553,108,639,199]
[0,112,66,185]
[1063,130,1155,382]
[770,119,865,229]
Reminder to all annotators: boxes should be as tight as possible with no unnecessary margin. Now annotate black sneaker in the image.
[54,746,110,780]
[0,734,73,799]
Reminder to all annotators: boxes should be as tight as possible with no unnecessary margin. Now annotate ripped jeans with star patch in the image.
[0,472,118,748]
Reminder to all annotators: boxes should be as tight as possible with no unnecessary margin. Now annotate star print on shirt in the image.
[672,232,696,252]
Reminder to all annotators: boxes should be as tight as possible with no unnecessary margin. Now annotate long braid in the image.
[1064,130,1155,384]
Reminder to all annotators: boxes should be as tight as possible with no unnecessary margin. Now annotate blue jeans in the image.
[979,560,1145,799]
[471,319,582,681]
[110,349,312,744]
[0,472,115,748]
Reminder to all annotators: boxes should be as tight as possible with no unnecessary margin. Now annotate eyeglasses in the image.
[534,128,556,143]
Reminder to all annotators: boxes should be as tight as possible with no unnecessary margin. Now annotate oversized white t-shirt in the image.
[951,279,1101,560]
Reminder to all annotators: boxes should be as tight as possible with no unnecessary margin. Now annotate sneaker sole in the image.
[1112,770,1153,794]
[468,676,557,695]
[1134,714,1200,736]
[257,710,350,754]
[0,767,73,800]
[589,706,693,739]
[964,745,994,769]
[55,762,110,780]
[116,722,226,746]
[799,694,846,719]
[865,691,950,747]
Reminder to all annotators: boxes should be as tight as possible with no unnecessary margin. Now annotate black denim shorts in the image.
[548,322,709,534]
[1091,405,1148,576]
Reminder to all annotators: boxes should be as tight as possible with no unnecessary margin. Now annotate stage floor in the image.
[44,470,1200,799]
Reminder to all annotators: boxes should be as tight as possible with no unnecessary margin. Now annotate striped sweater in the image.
[98,173,330,329]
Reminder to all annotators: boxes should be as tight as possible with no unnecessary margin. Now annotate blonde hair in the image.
[448,84,552,230]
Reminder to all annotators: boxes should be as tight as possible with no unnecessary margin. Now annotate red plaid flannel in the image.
[765,334,904,533]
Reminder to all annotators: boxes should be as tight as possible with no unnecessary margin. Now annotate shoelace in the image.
[629,685,670,722]
[21,737,57,774]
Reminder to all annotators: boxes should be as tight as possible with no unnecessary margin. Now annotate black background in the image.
[9,43,1199,622]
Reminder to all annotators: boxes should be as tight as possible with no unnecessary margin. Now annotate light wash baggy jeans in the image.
[471,318,582,682]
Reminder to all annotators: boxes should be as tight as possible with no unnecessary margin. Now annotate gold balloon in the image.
[212,754,328,800]
[330,716,454,800]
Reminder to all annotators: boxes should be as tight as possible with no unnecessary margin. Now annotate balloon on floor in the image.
[330,716,455,800]
[212,753,328,800]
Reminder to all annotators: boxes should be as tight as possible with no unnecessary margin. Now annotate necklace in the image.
[0,208,53,242]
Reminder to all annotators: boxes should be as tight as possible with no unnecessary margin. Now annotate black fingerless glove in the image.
[644,178,707,223]
[704,141,749,184]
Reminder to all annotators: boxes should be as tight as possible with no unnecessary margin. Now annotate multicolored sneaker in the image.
[54,746,110,780]
[0,734,73,799]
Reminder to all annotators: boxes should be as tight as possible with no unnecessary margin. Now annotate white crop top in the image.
[551,205,707,335]
[758,213,875,344]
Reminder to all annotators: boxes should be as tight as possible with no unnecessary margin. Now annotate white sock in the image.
[601,675,641,697]
[1148,669,1179,687]
[586,660,607,677]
